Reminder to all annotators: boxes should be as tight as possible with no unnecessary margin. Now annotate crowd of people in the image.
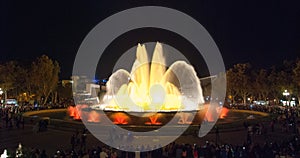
[231,104,300,134]
[1,104,300,157]
[0,98,74,130]
[2,135,300,158]
[0,106,25,129]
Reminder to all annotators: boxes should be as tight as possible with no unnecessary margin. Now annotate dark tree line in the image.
[227,59,300,105]
[1,54,300,107]
[0,55,60,105]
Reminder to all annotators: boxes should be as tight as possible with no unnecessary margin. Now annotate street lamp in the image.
[282,90,290,106]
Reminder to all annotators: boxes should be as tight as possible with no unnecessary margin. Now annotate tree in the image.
[268,68,281,104]
[226,69,239,104]
[12,63,32,102]
[0,61,19,101]
[252,69,270,101]
[268,62,295,105]
[227,63,252,105]
[294,60,300,85]
[31,55,60,105]
[57,81,73,99]
[293,59,300,103]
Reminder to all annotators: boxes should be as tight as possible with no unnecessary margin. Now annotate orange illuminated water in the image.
[219,107,229,119]
[178,112,192,124]
[204,105,229,122]
[87,110,101,123]
[68,105,100,122]
[67,106,81,120]
[145,114,162,125]
[112,113,129,125]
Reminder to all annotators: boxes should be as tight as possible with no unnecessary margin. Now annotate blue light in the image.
[92,78,100,83]
[102,79,107,83]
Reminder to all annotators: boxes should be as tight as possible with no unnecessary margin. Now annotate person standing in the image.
[71,134,76,150]
[40,150,47,158]
[111,150,118,158]
[215,126,220,145]
[81,131,87,151]
[5,112,8,128]
[270,120,275,132]
[21,115,25,129]
[100,148,108,158]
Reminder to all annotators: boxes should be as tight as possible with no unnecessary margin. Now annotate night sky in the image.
[1,1,300,79]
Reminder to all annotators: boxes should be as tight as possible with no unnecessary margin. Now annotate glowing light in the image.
[178,112,192,124]
[219,107,229,119]
[145,114,162,125]
[205,111,214,122]
[100,42,204,112]
[112,113,129,125]
[73,109,81,120]
[67,105,89,120]
[204,105,229,122]
[67,106,76,117]
[150,84,166,104]
[87,110,100,123]
[283,90,290,96]
[1,149,8,158]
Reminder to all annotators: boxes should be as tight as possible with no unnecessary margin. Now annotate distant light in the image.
[283,90,290,96]
[92,79,100,83]
[1,149,8,158]
[102,79,107,83]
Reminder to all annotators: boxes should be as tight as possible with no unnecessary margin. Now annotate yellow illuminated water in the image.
[103,42,203,112]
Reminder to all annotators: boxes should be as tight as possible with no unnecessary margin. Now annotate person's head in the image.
[18,143,22,149]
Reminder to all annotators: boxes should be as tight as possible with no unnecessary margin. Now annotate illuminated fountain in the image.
[112,113,129,125]
[69,42,230,126]
[204,106,229,122]
[219,107,229,119]
[87,110,101,123]
[68,106,80,120]
[145,114,162,125]
[178,112,193,124]
[93,42,204,114]
[68,105,101,123]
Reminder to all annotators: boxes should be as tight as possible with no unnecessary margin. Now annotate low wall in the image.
[22,108,271,133]
[230,109,269,117]
[23,109,67,117]
[23,109,84,131]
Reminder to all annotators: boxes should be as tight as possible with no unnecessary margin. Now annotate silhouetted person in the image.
[215,126,220,145]
[71,134,76,150]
